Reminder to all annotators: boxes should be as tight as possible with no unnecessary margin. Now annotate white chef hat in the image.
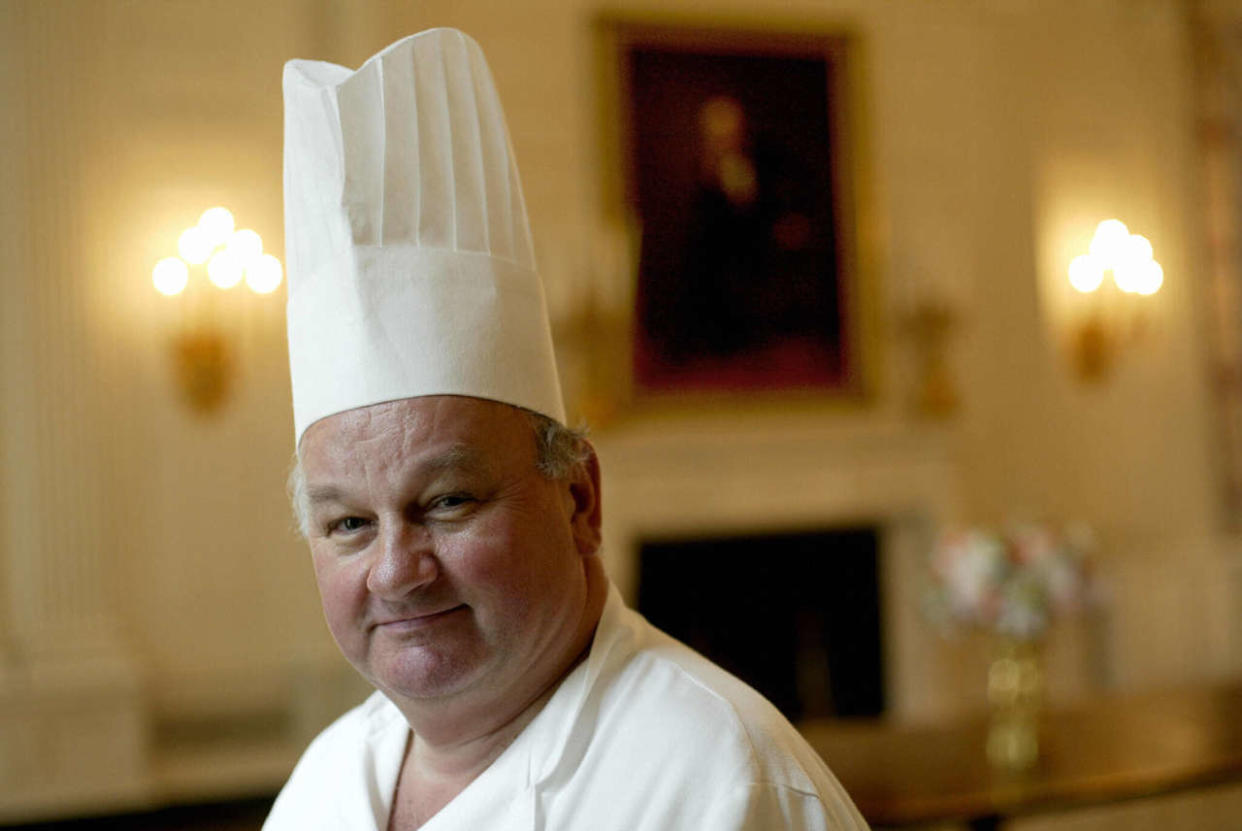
[283,28,565,446]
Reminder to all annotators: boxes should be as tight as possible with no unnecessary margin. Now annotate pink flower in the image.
[928,522,1098,640]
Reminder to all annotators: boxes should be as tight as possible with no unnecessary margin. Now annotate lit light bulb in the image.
[207,250,244,289]
[1089,219,1131,268]
[152,257,189,296]
[1135,261,1163,296]
[1127,234,1153,264]
[1113,233,1157,295]
[1068,254,1104,293]
[198,207,235,248]
[227,229,263,267]
[1113,260,1143,294]
[245,254,283,294]
[178,226,213,265]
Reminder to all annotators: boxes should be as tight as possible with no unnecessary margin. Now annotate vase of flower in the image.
[986,636,1043,772]
[925,522,1098,772]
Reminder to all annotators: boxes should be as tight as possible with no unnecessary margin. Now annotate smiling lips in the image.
[374,605,466,631]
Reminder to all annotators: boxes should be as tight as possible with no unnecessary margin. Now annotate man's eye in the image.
[431,494,475,512]
[328,516,370,534]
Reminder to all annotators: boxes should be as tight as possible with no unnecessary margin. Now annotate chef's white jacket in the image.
[265,584,869,830]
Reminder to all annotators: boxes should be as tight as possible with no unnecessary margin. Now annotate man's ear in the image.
[566,446,603,557]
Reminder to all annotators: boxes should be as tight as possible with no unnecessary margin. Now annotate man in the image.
[267,27,868,830]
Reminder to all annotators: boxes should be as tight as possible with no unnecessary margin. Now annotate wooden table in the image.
[800,683,1242,829]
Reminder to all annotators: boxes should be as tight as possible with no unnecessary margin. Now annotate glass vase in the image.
[986,636,1043,772]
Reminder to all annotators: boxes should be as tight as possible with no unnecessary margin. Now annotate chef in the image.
[267,27,868,831]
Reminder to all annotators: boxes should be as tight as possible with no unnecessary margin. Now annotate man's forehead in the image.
[299,395,531,473]
[302,443,490,508]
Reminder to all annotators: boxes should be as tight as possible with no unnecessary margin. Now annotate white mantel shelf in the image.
[593,415,964,722]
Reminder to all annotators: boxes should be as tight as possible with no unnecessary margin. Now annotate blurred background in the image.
[2,0,1241,828]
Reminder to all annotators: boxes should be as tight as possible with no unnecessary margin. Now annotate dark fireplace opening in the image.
[637,527,885,722]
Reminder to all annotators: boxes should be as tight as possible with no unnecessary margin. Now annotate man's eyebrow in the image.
[305,484,344,505]
[304,445,488,505]
[419,444,487,474]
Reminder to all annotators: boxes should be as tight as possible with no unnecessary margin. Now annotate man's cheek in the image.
[314,565,366,626]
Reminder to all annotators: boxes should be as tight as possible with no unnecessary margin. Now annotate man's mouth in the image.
[374,604,466,631]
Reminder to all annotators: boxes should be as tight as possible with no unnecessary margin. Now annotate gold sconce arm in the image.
[1067,219,1163,383]
[151,207,282,413]
[172,328,231,413]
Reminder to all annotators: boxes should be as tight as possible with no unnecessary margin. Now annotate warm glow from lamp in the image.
[1114,260,1143,294]
[1068,255,1105,293]
[1135,261,1163,296]
[1088,219,1130,264]
[1126,234,1154,265]
[227,229,263,266]
[151,206,283,412]
[1112,233,1161,295]
[198,207,235,247]
[207,251,244,289]
[177,227,213,265]
[245,254,283,294]
[152,257,189,296]
[1066,218,1163,382]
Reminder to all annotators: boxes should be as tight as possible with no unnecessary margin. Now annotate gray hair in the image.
[525,410,592,480]
[287,408,589,538]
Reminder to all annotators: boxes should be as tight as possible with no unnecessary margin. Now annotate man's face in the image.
[298,396,601,708]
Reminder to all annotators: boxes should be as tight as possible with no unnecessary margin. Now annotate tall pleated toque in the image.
[283,28,564,445]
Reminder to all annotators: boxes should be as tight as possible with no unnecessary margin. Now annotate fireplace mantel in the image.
[595,417,961,586]
[593,415,967,721]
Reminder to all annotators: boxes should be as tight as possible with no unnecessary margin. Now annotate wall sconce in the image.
[1066,219,1163,381]
[151,207,282,412]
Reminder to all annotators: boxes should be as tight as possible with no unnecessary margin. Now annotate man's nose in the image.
[366,522,438,598]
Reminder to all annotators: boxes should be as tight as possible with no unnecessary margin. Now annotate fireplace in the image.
[637,527,886,721]
[596,418,961,722]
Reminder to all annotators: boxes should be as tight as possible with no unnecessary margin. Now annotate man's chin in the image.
[366,647,490,704]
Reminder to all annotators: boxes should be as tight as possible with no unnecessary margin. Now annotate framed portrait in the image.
[596,20,870,407]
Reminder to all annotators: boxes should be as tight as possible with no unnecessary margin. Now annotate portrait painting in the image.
[608,23,862,398]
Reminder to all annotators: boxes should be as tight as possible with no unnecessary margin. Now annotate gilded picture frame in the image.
[581,18,875,423]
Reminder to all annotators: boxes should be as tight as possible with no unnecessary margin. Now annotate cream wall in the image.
[1,0,1238,819]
